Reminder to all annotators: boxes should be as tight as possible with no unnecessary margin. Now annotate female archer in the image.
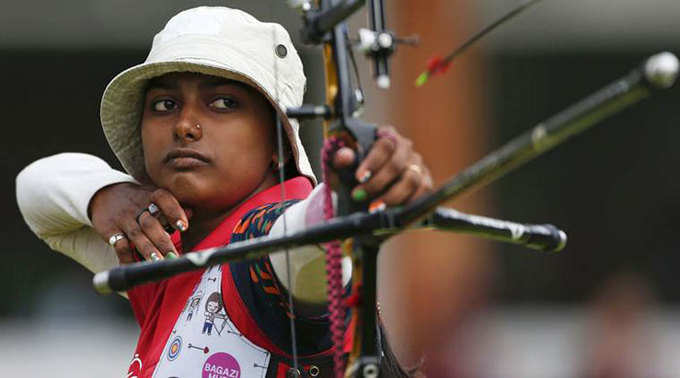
[17,6,431,377]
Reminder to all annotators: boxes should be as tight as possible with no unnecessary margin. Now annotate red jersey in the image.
[125,178,339,378]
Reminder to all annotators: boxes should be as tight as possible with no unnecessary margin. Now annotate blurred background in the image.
[3,0,680,377]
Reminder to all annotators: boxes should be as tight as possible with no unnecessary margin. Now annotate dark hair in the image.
[205,292,224,312]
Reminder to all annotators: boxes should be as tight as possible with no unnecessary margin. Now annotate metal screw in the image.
[276,44,288,58]
[377,32,393,48]
[363,363,379,378]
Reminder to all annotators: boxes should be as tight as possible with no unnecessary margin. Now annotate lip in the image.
[164,148,210,169]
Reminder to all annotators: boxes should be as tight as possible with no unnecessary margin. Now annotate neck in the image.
[180,172,280,251]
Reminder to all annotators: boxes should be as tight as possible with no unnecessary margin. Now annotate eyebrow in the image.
[146,76,246,92]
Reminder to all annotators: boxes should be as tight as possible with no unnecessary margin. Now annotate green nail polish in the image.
[166,252,178,259]
[352,188,368,202]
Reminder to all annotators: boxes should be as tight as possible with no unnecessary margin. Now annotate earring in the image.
[272,155,288,175]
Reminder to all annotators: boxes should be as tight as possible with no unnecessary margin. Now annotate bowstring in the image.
[272,25,300,373]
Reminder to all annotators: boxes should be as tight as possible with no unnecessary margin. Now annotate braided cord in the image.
[321,137,348,378]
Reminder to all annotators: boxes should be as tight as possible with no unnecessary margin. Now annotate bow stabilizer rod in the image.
[92,207,565,294]
[411,207,566,252]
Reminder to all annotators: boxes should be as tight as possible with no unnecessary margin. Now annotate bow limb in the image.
[322,1,386,377]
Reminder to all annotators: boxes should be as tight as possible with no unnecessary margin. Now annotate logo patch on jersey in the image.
[167,336,183,361]
[203,352,241,378]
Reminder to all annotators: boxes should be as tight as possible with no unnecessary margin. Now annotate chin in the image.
[161,174,206,205]
[167,180,239,212]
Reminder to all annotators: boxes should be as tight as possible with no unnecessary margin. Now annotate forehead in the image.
[146,72,254,92]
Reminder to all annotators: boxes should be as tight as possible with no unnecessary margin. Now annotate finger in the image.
[150,188,190,231]
[150,212,176,235]
[108,233,135,264]
[137,211,178,257]
[120,217,164,261]
[354,134,399,185]
[359,137,412,197]
[405,163,434,203]
[104,229,135,264]
[379,163,424,206]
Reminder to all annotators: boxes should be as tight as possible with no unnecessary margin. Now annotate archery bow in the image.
[91,2,679,377]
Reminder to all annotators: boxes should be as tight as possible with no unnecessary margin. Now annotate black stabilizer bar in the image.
[423,207,566,252]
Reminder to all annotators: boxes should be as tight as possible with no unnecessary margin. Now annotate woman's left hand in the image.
[332,125,433,206]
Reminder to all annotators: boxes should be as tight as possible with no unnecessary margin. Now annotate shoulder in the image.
[231,200,302,242]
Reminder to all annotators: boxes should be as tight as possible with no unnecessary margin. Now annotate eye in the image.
[210,97,238,110]
[151,99,177,112]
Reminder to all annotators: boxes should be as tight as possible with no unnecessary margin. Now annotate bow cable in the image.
[271,25,301,375]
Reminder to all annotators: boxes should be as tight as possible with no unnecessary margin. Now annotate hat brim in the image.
[100,59,316,184]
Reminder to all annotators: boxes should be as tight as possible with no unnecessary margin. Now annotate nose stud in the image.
[195,124,201,130]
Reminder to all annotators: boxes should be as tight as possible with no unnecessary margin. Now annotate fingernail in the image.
[369,200,386,213]
[352,188,368,202]
[149,252,162,262]
[166,252,178,259]
[176,220,188,232]
[358,170,372,184]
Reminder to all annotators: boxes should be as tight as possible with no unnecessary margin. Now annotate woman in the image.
[17,6,430,377]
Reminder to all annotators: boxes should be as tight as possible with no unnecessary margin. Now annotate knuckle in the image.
[403,138,413,150]
[384,189,406,206]
[425,180,434,191]
[407,172,420,189]
[393,156,407,172]
[382,192,398,205]
[366,174,389,193]
[385,136,398,151]
[126,226,142,239]
[150,188,168,202]
[114,242,130,257]
[139,214,156,230]
[136,241,155,257]
[384,162,403,180]
[374,138,392,156]
[149,191,160,203]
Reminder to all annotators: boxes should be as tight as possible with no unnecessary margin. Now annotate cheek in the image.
[217,119,274,166]
[140,123,168,181]
[140,128,154,169]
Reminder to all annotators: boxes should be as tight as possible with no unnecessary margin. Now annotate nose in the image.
[175,108,203,142]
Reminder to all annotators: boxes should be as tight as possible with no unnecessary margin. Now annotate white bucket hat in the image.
[100,6,316,184]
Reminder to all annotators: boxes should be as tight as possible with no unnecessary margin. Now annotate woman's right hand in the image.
[89,183,190,264]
